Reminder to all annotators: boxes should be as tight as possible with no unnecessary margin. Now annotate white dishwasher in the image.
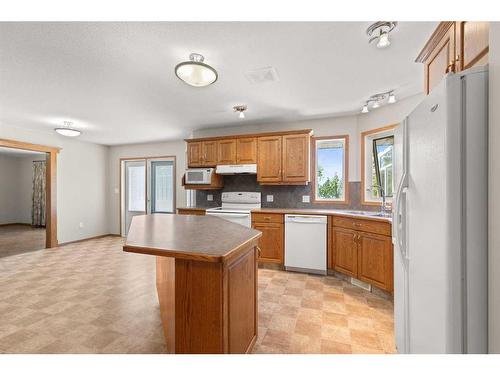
[284,214,327,275]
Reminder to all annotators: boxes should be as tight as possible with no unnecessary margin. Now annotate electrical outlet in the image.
[266,195,274,202]
[302,195,310,203]
[79,222,84,228]
[207,194,213,201]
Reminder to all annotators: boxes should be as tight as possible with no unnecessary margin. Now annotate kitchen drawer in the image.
[251,213,283,224]
[331,216,391,236]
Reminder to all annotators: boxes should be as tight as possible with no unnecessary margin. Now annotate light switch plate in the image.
[207,194,213,201]
[302,195,310,203]
[266,195,274,202]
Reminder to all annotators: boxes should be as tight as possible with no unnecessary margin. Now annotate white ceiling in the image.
[0,22,437,145]
[0,147,46,157]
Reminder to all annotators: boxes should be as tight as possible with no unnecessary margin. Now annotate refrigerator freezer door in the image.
[393,119,409,353]
[406,75,463,353]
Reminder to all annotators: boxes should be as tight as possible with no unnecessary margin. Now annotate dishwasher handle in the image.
[285,215,327,224]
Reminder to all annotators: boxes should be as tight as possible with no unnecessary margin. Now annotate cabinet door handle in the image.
[256,246,262,258]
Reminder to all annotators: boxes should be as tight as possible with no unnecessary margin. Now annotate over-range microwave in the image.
[185,168,214,184]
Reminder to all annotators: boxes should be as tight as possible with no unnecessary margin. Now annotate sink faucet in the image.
[370,185,391,216]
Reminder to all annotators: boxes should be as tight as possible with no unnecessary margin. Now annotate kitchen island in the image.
[123,214,262,354]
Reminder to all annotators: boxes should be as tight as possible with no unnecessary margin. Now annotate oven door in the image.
[206,211,251,228]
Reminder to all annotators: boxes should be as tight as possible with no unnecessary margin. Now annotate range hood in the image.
[216,164,257,175]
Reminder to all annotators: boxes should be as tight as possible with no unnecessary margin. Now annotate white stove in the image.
[206,192,261,228]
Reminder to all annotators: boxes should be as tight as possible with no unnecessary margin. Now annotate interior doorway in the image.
[120,156,176,236]
[0,139,60,250]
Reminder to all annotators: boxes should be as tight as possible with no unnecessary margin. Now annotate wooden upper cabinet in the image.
[332,227,358,277]
[217,139,237,165]
[422,22,455,94]
[257,136,282,183]
[457,21,489,71]
[187,141,202,167]
[416,22,489,95]
[357,232,393,292]
[236,137,257,164]
[202,141,217,166]
[282,133,310,183]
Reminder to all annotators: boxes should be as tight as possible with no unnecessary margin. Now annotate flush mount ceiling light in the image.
[54,121,81,137]
[233,105,247,119]
[360,90,396,113]
[366,21,397,49]
[175,53,218,87]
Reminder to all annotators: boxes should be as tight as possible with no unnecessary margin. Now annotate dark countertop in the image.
[177,206,392,223]
[123,214,262,263]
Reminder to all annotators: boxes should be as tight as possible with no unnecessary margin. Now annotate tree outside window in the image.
[313,137,348,203]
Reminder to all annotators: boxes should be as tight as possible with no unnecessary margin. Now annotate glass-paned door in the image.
[124,160,146,235]
[149,160,175,214]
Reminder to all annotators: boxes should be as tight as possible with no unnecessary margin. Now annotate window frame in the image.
[361,124,398,206]
[311,135,349,205]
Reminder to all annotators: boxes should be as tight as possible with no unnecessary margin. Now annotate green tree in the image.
[317,166,343,199]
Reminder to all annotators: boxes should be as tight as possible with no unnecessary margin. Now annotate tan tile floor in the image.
[253,269,395,354]
[0,236,395,354]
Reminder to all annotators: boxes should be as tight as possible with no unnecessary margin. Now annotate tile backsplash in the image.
[195,175,379,211]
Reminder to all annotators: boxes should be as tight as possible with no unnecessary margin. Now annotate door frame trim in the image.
[0,138,61,248]
[119,155,176,236]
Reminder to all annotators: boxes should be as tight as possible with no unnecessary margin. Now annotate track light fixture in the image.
[366,22,397,49]
[360,90,396,113]
[233,105,247,119]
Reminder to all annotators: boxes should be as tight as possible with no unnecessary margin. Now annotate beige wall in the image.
[0,123,109,243]
[489,22,500,354]
[0,154,23,224]
[107,140,186,235]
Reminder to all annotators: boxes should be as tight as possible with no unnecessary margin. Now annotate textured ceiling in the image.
[0,22,436,145]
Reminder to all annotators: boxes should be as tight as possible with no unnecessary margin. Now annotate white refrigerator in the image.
[392,66,488,353]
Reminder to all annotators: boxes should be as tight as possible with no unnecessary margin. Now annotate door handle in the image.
[256,246,261,258]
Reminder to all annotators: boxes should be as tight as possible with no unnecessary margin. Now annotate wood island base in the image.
[156,243,258,354]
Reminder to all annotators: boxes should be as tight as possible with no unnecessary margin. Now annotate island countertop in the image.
[123,214,262,263]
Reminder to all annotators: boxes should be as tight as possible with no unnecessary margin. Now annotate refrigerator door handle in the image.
[399,187,408,261]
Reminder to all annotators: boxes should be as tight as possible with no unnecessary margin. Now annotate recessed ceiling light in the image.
[175,53,217,87]
[366,22,397,49]
[55,121,81,137]
[233,105,247,119]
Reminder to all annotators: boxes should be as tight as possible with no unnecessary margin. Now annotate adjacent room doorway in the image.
[120,156,176,236]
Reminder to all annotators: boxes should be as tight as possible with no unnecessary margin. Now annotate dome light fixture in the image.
[233,105,247,119]
[55,121,81,137]
[366,22,397,49]
[175,53,218,87]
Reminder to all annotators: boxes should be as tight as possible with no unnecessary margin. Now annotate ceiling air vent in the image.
[245,67,279,84]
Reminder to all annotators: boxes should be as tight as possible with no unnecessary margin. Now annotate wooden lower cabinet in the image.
[252,213,284,265]
[177,208,206,216]
[330,218,393,293]
[332,227,358,277]
[358,232,393,291]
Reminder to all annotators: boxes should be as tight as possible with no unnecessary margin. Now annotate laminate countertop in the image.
[251,208,392,223]
[177,206,392,223]
[123,214,262,263]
